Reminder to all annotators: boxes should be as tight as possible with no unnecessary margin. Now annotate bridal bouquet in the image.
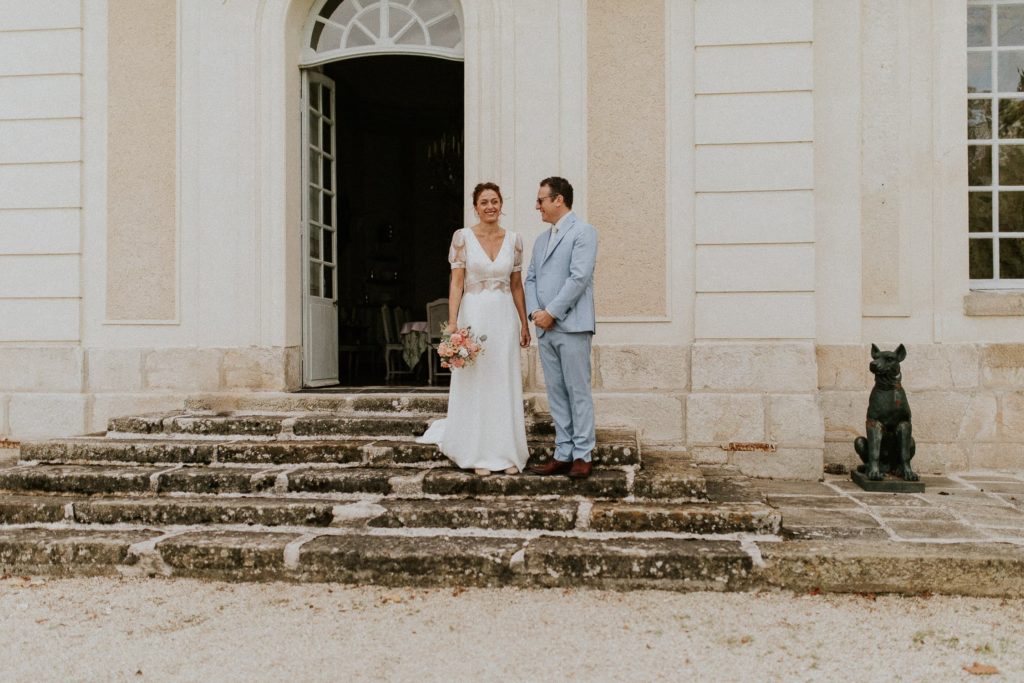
[437,323,486,369]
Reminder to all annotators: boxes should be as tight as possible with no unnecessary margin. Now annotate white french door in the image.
[302,71,339,386]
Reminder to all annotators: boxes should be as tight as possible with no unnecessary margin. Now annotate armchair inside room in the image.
[381,304,412,383]
[425,297,450,386]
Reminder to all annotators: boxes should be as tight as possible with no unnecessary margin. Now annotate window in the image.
[968,1,1024,286]
[303,0,464,66]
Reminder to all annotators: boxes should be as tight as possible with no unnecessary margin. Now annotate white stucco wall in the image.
[0,0,1020,476]
[0,0,82,342]
[693,0,816,340]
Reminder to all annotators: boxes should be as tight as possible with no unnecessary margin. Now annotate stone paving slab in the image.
[699,465,765,504]
[287,467,398,495]
[106,413,179,434]
[298,534,523,586]
[73,497,335,527]
[23,439,218,465]
[293,415,433,438]
[218,441,367,465]
[776,507,880,530]
[422,469,629,499]
[167,415,286,437]
[845,492,935,507]
[157,468,279,495]
[0,528,159,577]
[0,495,69,524]
[757,540,1024,597]
[522,537,753,591]
[765,495,861,509]
[589,501,780,534]
[368,499,578,531]
[0,464,161,494]
[762,472,1024,546]
[158,531,301,581]
[633,452,706,501]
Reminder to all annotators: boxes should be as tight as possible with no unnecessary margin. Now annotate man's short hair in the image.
[540,176,574,209]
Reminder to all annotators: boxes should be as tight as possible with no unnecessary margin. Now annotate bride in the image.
[417,182,531,475]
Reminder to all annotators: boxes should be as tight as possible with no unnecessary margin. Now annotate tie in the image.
[546,226,559,258]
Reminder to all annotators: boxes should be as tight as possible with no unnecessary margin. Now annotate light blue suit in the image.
[524,212,598,462]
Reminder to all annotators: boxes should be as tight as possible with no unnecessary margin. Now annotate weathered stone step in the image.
[106,413,436,438]
[186,392,458,415]
[0,456,702,501]
[184,392,546,416]
[0,494,775,534]
[0,526,755,588]
[4,526,1023,596]
[23,433,640,468]
[105,411,573,441]
[421,468,630,498]
[0,494,333,527]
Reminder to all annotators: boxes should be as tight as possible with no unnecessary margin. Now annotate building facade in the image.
[0,0,1021,478]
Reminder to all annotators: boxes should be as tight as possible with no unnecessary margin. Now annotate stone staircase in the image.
[0,393,781,588]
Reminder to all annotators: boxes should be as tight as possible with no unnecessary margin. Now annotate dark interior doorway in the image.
[322,55,463,386]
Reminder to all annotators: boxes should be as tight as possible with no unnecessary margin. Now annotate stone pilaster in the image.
[689,0,822,478]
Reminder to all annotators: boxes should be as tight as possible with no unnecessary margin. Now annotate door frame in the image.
[252,1,586,380]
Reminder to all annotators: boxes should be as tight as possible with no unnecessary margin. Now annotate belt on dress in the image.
[464,278,511,294]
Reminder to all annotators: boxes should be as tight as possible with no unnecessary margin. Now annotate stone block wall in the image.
[3,341,1019,480]
[524,344,689,445]
[819,344,1024,474]
[685,342,824,480]
[0,346,301,439]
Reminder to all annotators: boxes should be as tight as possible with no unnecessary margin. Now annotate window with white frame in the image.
[969,1,1024,286]
[303,0,463,66]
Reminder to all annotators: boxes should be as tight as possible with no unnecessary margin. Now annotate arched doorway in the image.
[300,0,465,387]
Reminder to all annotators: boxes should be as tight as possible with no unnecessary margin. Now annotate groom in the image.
[524,177,598,479]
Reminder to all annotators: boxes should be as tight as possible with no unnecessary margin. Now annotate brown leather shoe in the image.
[527,459,573,476]
[568,458,592,479]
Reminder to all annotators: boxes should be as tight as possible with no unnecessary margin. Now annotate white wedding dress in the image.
[417,227,530,472]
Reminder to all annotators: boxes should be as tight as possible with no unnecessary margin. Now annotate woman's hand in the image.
[445,323,457,335]
[520,327,531,348]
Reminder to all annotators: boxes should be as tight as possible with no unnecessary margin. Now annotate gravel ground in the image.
[1,576,1022,682]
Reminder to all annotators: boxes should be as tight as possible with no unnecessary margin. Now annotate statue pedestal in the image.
[851,470,925,493]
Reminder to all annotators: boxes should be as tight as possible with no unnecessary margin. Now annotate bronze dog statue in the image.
[854,344,918,482]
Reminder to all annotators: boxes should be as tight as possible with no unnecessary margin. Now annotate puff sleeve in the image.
[512,232,524,273]
[448,229,467,269]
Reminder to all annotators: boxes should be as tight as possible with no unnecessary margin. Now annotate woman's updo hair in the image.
[472,182,503,206]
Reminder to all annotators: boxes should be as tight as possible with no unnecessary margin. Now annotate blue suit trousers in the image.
[538,329,595,462]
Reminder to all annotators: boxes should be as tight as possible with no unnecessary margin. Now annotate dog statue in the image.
[853,344,918,482]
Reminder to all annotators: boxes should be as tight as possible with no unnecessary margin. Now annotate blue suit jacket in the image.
[524,212,598,337]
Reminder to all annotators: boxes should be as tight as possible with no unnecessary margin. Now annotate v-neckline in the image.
[469,227,507,263]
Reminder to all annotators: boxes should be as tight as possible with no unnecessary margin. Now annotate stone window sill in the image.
[964,290,1024,316]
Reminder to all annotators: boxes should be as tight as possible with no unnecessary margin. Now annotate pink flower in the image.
[458,328,469,337]
[452,358,465,368]
[450,333,464,345]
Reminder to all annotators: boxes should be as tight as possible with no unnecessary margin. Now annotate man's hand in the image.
[532,309,555,330]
